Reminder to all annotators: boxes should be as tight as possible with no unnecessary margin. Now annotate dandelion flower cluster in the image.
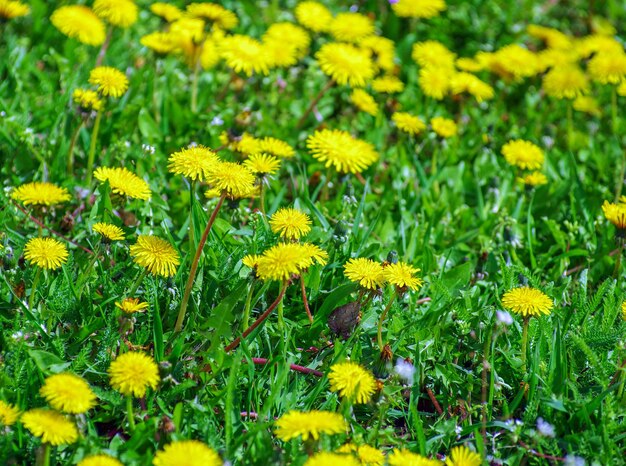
[219,35,270,76]
[93,222,125,241]
[108,352,160,398]
[602,200,626,230]
[51,5,105,46]
[73,89,104,112]
[328,361,377,404]
[140,32,177,55]
[344,258,385,290]
[150,2,182,22]
[542,67,589,99]
[337,444,385,466]
[187,2,238,30]
[316,43,375,88]
[305,452,360,466]
[130,236,180,277]
[168,145,218,181]
[295,1,333,33]
[445,446,482,466]
[24,237,69,270]
[384,262,424,291]
[501,287,553,317]
[388,449,441,466]
[0,400,20,426]
[93,167,151,200]
[392,0,447,19]
[307,129,379,174]
[115,297,149,314]
[40,373,96,414]
[89,67,129,98]
[207,161,256,199]
[330,12,375,43]
[350,89,379,116]
[153,440,222,466]
[0,0,30,19]
[431,117,458,138]
[501,140,544,170]
[393,112,426,136]
[244,153,281,177]
[372,75,405,93]
[21,409,78,446]
[255,242,327,281]
[78,455,124,466]
[93,0,138,28]
[269,207,312,240]
[275,410,347,441]
[11,182,71,206]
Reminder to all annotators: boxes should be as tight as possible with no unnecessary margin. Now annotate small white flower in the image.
[141,143,156,154]
[211,116,224,126]
[564,455,586,466]
[496,310,513,326]
[394,358,416,385]
[188,141,198,148]
[536,417,555,438]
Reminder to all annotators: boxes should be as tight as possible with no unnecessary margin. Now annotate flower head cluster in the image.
[244,153,281,177]
[219,35,271,76]
[372,75,405,93]
[89,67,129,98]
[305,452,360,466]
[168,145,218,181]
[316,43,375,87]
[392,0,446,19]
[11,182,71,206]
[270,207,312,240]
[153,440,222,466]
[384,262,423,291]
[207,161,256,199]
[501,287,554,318]
[130,236,180,277]
[0,0,30,19]
[393,112,426,136]
[93,0,138,28]
[388,449,441,466]
[21,409,78,446]
[295,1,333,33]
[73,89,104,112]
[328,361,377,404]
[307,129,379,174]
[275,410,347,441]
[108,351,160,398]
[445,446,482,466]
[501,140,544,170]
[24,237,69,270]
[329,12,375,43]
[51,5,105,46]
[93,167,151,200]
[40,373,96,414]
[431,117,458,138]
[115,297,149,314]
[78,455,123,466]
[350,89,378,116]
[187,2,238,29]
[255,243,327,281]
[602,200,626,230]
[0,400,20,426]
[344,258,385,290]
[150,2,183,22]
[93,222,125,241]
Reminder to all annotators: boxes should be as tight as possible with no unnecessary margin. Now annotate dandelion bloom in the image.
[258,137,295,158]
[21,409,78,446]
[573,96,601,116]
[153,440,222,466]
[305,452,360,466]
[264,39,300,68]
[89,67,129,98]
[263,22,311,59]
[242,254,261,269]
[275,410,347,441]
[150,2,183,22]
[115,297,149,314]
[450,73,494,102]
[392,0,446,19]
[337,444,385,466]
[445,446,482,466]
[244,153,281,177]
[328,361,377,404]
[388,449,442,466]
[24,237,69,270]
[542,67,588,99]
[0,400,20,426]
[517,172,548,187]
[206,161,256,199]
[316,43,375,87]
[431,117,457,138]
[372,75,404,93]
[168,146,218,181]
[186,2,238,29]
[73,89,104,112]
[392,112,426,136]
[40,373,96,414]
[11,182,71,206]
[329,12,375,43]
[0,0,29,19]
[501,287,553,318]
[93,167,151,200]
[93,222,125,241]
[78,455,124,466]
[622,302,626,321]
[527,24,572,49]
[219,35,271,76]
[501,140,544,170]
[361,36,396,72]
[419,67,452,100]
[269,207,312,240]
[412,40,456,69]
[295,1,333,33]
[588,52,626,85]
[602,201,626,229]
[344,258,385,290]
[140,32,177,55]
[93,0,138,28]
[350,89,378,116]
[108,352,160,398]
[130,236,180,277]
[384,262,423,291]
[255,242,327,281]
[489,44,541,80]
[618,80,626,97]
[456,57,484,72]
[307,129,379,174]
[50,6,106,46]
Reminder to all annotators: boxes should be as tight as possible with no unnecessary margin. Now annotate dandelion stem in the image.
[126,396,136,432]
[242,279,256,331]
[86,109,102,185]
[431,143,440,196]
[566,103,573,150]
[128,269,148,296]
[612,86,618,134]
[29,267,42,311]
[153,59,161,125]
[259,183,269,228]
[301,275,313,323]
[377,289,398,352]
[296,79,335,128]
[41,443,51,466]
[175,193,227,332]
[225,281,288,352]
[191,60,200,114]
[96,27,113,67]
[67,120,83,176]
[189,180,196,253]
[521,317,530,372]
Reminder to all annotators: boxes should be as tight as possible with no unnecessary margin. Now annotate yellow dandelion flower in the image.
[275,410,347,441]
[269,207,312,240]
[93,222,125,241]
[392,112,426,136]
[200,37,221,69]
[93,167,151,200]
[263,22,310,59]
[255,242,327,281]
[78,454,124,466]
[0,0,30,19]
[456,57,484,72]
[344,258,385,290]
[93,0,138,28]
[150,2,182,22]
[618,80,626,97]
[307,129,379,174]
[588,52,626,85]
[419,67,452,100]
[328,361,377,404]
[89,66,129,98]
[51,5,106,46]
[445,446,482,466]
[153,440,222,466]
[73,89,104,112]
[338,444,385,466]
[242,254,261,269]
[108,352,160,398]
[622,301,626,321]
[388,449,442,466]
[501,287,553,318]
[130,236,180,277]
[258,137,295,158]
[0,400,20,426]
[24,237,69,270]
[573,95,601,116]
[220,35,271,76]
[264,39,300,68]
[431,117,457,138]
[330,12,375,43]
[140,32,177,55]
[360,36,396,72]
[169,18,206,58]
[542,66,589,99]
[115,297,149,314]
[412,41,456,69]
[168,145,218,181]
[351,89,378,116]
[527,24,572,50]
[21,409,78,446]
[501,140,544,170]
[295,1,333,33]
[392,0,446,19]
[305,452,361,466]
[40,373,96,414]
[384,262,423,291]
[244,153,281,176]
[449,73,494,102]
[490,45,540,80]
[536,48,580,72]
[602,200,626,229]
[187,2,238,30]
[517,172,548,187]
[207,161,256,199]
[372,75,405,93]
[11,181,71,206]
[316,42,375,88]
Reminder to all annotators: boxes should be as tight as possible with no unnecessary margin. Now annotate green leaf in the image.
[28,350,70,374]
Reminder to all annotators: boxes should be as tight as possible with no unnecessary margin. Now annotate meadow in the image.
[1,0,626,464]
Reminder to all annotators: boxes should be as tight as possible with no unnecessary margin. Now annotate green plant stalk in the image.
[612,86,618,134]
[126,396,136,432]
[377,289,398,352]
[41,443,51,466]
[66,120,83,176]
[128,268,149,296]
[86,109,103,185]
[175,192,227,332]
[277,294,285,331]
[189,180,196,253]
[432,143,440,196]
[29,267,42,311]
[300,275,313,323]
[566,103,573,150]
[296,78,335,128]
[191,57,201,113]
[153,58,161,124]
[259,181,269,228]
[521,317,530,372]
[242,279,256,331]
